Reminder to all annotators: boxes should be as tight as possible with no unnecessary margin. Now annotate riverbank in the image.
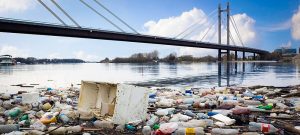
[0,83,299,134]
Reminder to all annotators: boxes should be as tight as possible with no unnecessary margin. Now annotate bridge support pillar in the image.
[218,49,222,61]
[243,51,246,61]
[234,51,238,61]
[227,50,230,61]
[253,53,256,60]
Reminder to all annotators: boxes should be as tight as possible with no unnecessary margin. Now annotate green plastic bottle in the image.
[153,124,160,130]
[20,114,29,121]
[257,103,273,110]
[9,107,21,118]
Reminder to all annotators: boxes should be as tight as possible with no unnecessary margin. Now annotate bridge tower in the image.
[218,2,232,61]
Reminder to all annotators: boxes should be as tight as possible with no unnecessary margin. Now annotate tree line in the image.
[14,57,85,64]
[100,50,218,63]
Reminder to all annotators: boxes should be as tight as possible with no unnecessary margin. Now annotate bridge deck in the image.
[0,19,268,54]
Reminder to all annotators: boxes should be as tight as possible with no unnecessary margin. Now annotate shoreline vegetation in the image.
[100,50,290,63]
[13,57,85,64]
[10,50,297,64]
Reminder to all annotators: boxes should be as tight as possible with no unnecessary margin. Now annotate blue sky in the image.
[0,0,299,61]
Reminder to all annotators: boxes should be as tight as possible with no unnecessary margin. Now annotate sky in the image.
[0,0,299,61]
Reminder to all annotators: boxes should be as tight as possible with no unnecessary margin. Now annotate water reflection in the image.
[0,66,13,75]
[0,62,299,90]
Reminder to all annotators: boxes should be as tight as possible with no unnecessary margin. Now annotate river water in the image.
[0,62,299,93]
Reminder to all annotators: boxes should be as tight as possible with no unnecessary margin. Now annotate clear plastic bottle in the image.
[183,110,196,117]
[248,122,278,134]
[146,114,158,126]
[159,122,178,134]
[211,128,239,135]
[93,120,114,129]
[142,126,151,135]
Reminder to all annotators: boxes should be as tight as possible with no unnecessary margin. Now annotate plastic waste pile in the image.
[0,83,299,134]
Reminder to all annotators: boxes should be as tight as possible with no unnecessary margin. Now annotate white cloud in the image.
[0,45,28,57]
[259,19,291,32]
[73,51,99,61]
[280,41,292,49]
[291,6,300,40]
[0,0,35,14]
[143,8,257,57]
[144,8,208,37]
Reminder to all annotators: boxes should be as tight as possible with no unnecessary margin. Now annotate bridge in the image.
[0,1,269,61]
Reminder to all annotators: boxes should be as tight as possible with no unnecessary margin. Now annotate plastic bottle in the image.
[146,115,159,126]
[183,110,196,117]
[0,124,20,134]
[142,126,152,135]
[232,107,250,115]
[9,107,21,118]
[296,104,300,112]
[42,103,52,111]
[221,100,239,105]
[20,114,29,121]
[275,102,288,110]
[244,100,261,106]
[153,124,160,130]
[59,114,69,123]
[3,100,12,109]
[40,112,58,124]
[93,120,114,129]
[207,111,218,116]
[155,109,169,116]
[211,128,239,135]
[215,122,226,127]
[159,122,178,134]
[176,113,191,121]
[149,98,157,103]
[197,113,208,119]
[178,120,207,128]
[212,110,232,116]
[66,125,83,133]
[48,127,67,135]
[115,124,125,132]
[174,127,204,135]
[248,122,278,134]
[252,95,264,100]
[28,130,45,135]
[183,98,194,104]
[125,124,136,131]
[203,119,214,126]
[257,104,273,110]
[30,121,47,131]
[149,93,156,98]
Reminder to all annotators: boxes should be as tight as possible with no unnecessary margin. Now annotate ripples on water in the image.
[0,62,299,93]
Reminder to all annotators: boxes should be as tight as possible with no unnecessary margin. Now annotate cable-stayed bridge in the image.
[0,1,269,60]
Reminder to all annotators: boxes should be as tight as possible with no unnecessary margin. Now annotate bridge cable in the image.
[37,0,67,26]
[229,31,236,46]
[221,18,236,46]
[79,0,125,32]
[230,16,244,46]
[50,0,81,27]
[230,16,243,45]
[181,13,218,39]
[200,19,218,41]
[93,0,139,34]
[174,9,217,38]
[230,17,243,46]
